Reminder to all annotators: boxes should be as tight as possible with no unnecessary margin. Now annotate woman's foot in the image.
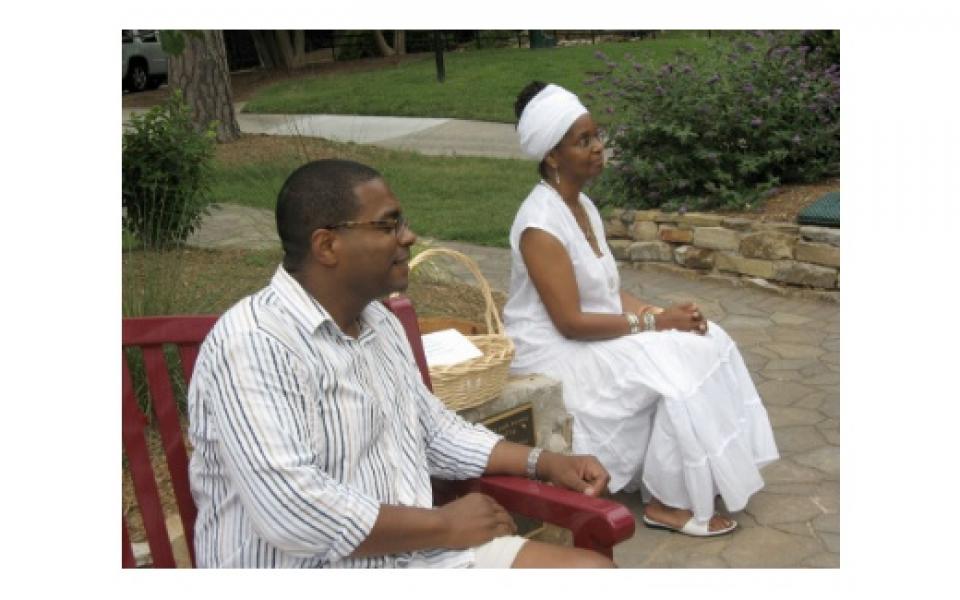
[643,497,736,535]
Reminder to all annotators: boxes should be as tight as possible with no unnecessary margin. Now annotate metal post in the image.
[434,30,445,83]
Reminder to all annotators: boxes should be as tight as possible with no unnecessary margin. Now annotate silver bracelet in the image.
[624,312,641,335]
[525,447,543,479]
[642,310,657,332]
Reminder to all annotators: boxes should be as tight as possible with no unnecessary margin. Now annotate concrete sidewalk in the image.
[123,104,529,159]
[188,203,840,568]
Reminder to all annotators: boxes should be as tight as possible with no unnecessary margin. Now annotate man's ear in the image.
[309,228,340,267]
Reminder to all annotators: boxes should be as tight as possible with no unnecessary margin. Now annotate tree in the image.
[251,30,307,70]
[164,30,240,143]
[372,30,406,57]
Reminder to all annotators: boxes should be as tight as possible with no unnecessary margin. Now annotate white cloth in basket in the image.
[504,183,779,525]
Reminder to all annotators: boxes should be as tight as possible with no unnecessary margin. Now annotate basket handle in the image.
[407,247,504,335]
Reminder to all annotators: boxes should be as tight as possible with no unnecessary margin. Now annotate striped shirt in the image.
[187,265,502,568]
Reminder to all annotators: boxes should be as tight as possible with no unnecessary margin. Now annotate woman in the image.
[504,81,779,536]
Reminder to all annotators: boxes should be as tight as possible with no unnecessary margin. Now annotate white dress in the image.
[504,182,779,524]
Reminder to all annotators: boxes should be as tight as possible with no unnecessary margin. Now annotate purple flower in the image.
[742,83,755,94]
[655,85,665,96]
[606,106,615,114]
[750,116,763,127]
[660,64,674,76]
[632,62,644,72]
[706,73,720,85]
[682,65,693,74]
[594,50,608,60]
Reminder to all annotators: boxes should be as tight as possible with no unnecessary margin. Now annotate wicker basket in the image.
[406,248,515,411]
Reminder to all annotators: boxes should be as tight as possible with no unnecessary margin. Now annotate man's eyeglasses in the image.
[324,215,410,236]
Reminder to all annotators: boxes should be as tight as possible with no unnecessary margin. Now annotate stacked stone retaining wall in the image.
[604,209,840,297]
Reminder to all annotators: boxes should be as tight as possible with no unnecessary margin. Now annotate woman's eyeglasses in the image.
[324,215,410,236]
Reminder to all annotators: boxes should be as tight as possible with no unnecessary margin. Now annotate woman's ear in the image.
[309,228,339,267]
[544,149,560,172]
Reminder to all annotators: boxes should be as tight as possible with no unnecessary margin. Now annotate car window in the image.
[140,30,158,43]
[122,30,134,43]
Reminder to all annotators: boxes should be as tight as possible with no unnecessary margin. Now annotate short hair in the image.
[514,81,550,178]
[275,159,382,272]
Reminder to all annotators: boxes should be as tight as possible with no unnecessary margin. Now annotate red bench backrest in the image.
[122,315,218,568]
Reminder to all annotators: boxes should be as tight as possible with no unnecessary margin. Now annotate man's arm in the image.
[349,494,516,558]
[483,439,611,497]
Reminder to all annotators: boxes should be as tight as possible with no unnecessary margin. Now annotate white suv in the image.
[122,30,168,93]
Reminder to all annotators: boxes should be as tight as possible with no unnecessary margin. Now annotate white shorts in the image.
[472,535,528,568]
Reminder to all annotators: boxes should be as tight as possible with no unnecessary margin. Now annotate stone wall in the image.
[604,209,840,294]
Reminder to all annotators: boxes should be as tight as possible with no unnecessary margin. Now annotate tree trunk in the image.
[373,30,395,56]
[275,31,306,70]
[168,30,240,143]
[251,30,281,69]
[394,31,406,55]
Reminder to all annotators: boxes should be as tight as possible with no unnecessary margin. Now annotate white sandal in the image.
[642,513,738,537]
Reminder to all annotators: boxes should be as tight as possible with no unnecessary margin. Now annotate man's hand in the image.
[536,452,611,497]
[434,492,517,549]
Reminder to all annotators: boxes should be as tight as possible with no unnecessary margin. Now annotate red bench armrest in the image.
[434,476,634,558]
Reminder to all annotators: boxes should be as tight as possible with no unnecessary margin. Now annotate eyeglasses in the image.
[323,215,410,236]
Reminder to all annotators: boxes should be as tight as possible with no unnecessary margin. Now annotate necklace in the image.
[540,180,601,256]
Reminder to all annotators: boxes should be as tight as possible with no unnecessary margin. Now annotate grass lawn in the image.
[211,134,538,247]
[243,34,714,122]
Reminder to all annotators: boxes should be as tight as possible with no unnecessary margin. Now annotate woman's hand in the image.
[650,302,708,335]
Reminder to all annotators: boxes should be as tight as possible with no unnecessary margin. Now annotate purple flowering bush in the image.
[586,31,839,211]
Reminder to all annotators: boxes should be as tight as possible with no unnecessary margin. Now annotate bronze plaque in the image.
[479,403,543,537]
[480,403,535,447]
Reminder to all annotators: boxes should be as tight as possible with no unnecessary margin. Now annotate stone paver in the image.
[185,197,839,568]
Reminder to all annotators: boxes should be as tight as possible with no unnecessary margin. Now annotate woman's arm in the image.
[519,228,707,339]
[519,228,636,340]
[619,290,661,317]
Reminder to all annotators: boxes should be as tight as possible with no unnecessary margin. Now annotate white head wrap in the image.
[517,84,589,162]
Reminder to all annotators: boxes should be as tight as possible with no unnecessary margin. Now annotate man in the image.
[187,159,616,568]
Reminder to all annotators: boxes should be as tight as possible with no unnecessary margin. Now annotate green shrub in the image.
[799,30,840,72]
[122,90,217,249]
[586,31,839,211]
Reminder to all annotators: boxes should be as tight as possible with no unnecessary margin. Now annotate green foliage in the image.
[158,30,203,55]
[799,30,840,71]
[586,31,840,211]
[122,90,217,249]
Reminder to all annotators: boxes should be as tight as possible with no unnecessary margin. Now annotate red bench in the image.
[122,298,635,568]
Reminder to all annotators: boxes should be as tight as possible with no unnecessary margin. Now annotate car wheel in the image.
[126,62,148,93]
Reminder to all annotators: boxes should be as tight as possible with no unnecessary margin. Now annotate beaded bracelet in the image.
[624,311,641,335]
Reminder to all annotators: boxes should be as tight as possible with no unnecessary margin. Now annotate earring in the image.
[555,168,561,186]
